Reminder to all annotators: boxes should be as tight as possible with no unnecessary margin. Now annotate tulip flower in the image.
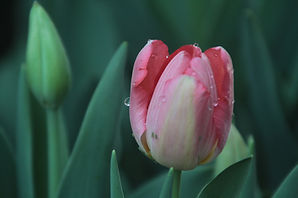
[129,40,234,170]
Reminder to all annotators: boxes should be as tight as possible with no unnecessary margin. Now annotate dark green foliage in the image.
[0,127,17,198]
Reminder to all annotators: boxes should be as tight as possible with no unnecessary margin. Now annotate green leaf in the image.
[273,165,298,198]
[214,124,250,175]
[58,42,128,198]
[0,127,17,198]
[159,168,174,198]
[197,157,252,198]
[128,164,213,198]
[241,9,298,191]
[239,137,262,198]
[16,65,35,198]
[110,150,125,198]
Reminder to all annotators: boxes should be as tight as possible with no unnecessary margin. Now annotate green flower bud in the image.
[25,2,71,109]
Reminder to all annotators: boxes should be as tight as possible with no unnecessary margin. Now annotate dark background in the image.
[0,0,297,197]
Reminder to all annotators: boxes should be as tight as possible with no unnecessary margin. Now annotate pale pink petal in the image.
[147,75,210,170]
[129,40,169,152]
[146,51,192,144]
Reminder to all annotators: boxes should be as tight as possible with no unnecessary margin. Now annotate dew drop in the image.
[210,74,214,79]
[193,43,199,47]
[147,39,153,44]
[124,97,130,107]
[213,53,218,57]
[213,102,218,107]
[166,55,169,59]
[208,107,212,111]
[232,100,235,104]
[161,97,166,103]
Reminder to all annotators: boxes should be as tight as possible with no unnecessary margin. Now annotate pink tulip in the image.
[129,40,234,170]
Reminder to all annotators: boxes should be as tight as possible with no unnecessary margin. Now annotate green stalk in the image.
[46,109,68,198]
[172,169,182,198]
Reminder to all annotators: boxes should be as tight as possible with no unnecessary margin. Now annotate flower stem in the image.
[172,169,181,198]
[46,109,68,198]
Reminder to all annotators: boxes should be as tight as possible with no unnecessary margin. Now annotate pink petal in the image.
[204,47,234,156]
[129,40,169,152]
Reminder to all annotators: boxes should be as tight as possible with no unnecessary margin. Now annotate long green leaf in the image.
[58,42,127,198]
[241,10,298,191]
[239,137,262,198]
[159,168,174,198]
[0,127,17,198]
[273,165,298,198]
[111,150,125,198]
[16,65,35,198]
[197,157,252,198]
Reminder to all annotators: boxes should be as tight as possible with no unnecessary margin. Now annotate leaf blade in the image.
[0,127,17,198]
[111,150,125,198]
[273,165,298,198]
[58,42,128,198]
[159,168,174,198]
[197,157,252,198]
[16,66,35,198]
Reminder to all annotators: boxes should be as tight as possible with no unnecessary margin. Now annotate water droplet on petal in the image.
[213,53,218,57]
[124,97,130,107]
[232,100,235,104]
[210,74,214,79]
[161,97,166,103]
[147,39,153,44]
[213,103,218,107]
[208,107,212,111]
[166,55,169,59]
[193,43,199,47]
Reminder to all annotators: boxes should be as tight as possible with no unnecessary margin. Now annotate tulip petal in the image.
[129,40,169,152]
[147,75,210,170]
[146,51,192,142]
[205,47,234,156]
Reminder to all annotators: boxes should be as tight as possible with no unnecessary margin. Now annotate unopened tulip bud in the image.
[129,40,234,170]
[26,2,71,109]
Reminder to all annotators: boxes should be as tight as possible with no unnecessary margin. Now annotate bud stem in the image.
[46,109,68,198]
[172,169,181,198]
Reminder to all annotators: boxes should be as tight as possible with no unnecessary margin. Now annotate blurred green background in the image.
[0,0,297,197]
